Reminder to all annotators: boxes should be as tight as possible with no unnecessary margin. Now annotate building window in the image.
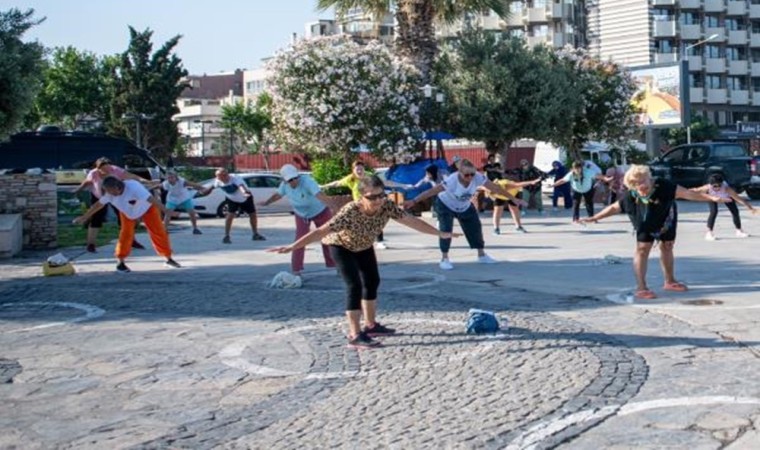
[706,75,724,89]
[726,18,745,31]
[728,76,747,90]
[690,72,705,88]
[532,0,547,8]
[705,15,722,28]
[726,47,747,61]
[680,12,700,25]
[510,2,523,14]
[705,44,723,58]
[752,49,760,63]
[652,9,672,21]
[656,40,675,53]
[752,78,760,92]
[510,29,525,38]
[532,25,548,36]
[752,20,760,33]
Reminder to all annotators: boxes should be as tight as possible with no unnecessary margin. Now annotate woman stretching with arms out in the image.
[268,175,459,349]
[691,173,756,241]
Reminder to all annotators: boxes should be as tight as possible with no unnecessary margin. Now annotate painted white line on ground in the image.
[506,396,760,450]
[0,301,106,333]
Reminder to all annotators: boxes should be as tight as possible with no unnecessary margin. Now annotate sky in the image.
[9,0,334,74]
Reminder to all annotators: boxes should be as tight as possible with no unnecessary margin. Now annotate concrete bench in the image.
[0,214,23,258]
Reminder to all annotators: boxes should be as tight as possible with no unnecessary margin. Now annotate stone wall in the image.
[0,173,57,249]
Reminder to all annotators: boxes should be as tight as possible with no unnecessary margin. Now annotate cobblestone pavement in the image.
[1,203,760,448]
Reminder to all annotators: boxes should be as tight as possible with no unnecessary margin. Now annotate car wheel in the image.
[216,202,229,218]
[747,188,760,200]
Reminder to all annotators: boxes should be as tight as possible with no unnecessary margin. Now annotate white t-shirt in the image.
[162,177,192,204]
[99,179,153,220]
[213,175,248,203]
[436,172,487,212]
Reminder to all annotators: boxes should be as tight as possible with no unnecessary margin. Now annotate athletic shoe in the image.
[477,254,498,264]
[492,228,501,236]
[736,230,749,238]
[364,322,396,337]
[347,332,381,349]
[252,233,266,241]
[515,226,527,233]
[116,262,131,273]
[704,231,717,241]
[131,240,146,250]
[86,244,97,253]
[164,258,181,268]
[222,236,232,244]
[374,241,388,250]
[192,228,202,235]
[439,258,454,270]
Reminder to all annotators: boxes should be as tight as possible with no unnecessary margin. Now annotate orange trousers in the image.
[115,205,172,260]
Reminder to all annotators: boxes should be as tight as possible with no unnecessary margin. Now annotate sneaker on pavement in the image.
[364,322,396,337]
[115,261,131,273]
[192,228,202,235]
[439,258,454,270]
[86,243,97,253]
[492,228,501,236]
[252,233,266,241]
[477,254,498,264]
[164,258,181,268]
[222,235,232,244]
[131,240,146,250]
[374,241,388,250]
[736,230,749,238]
[515,226,527,233]
[705,231,717,241]
[347,332,381,349]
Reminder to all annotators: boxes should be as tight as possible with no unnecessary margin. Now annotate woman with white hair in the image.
[580,165,726,300]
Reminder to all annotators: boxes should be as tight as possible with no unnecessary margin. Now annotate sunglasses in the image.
[287,176,299,182]
[461,172,475,178]
[363,192,387,201]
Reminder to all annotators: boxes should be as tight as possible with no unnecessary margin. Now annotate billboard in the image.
[629,62,683,128]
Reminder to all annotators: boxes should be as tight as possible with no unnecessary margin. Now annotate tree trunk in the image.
[395,0,437,81]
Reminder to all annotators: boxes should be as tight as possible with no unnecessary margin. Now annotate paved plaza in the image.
[1,200,760,449]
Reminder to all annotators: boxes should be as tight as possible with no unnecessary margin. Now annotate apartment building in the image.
[173,70,244,156]
[304,8,394,44]
[501,0,588,49]
[587,0,760,127]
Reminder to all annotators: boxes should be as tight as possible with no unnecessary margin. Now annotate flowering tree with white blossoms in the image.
[267,36,422,161]
[554,46,640,159]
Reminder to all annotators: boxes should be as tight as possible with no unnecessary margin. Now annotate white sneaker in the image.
[477,254,498,264]
[374,241,388,249]
[736,230,749,238]
[704,231,717,241]
[439,259,454,270]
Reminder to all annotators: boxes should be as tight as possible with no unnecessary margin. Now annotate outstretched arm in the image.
[690,184,709,194]
[726,187,755,211]
[267,223,333,254]
[580,201,622,224]
[394,214,460,239]
[259,193,283,207]
[403,184,445,209]
[72,201,106,225]
[676,185,725,203]
[483,179,526,206]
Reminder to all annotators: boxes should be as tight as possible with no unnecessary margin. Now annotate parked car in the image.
[191,172,291,217]
[747,154,760,200]
[649,142,753,192]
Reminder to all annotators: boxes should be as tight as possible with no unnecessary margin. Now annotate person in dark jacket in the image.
[517,159,547,214]
[547,160,573,210]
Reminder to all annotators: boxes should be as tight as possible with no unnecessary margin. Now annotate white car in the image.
[192,172,291,217]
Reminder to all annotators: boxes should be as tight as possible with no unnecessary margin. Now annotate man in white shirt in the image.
[208,168,265,244]
[74,177,180,273]
[161,170,207,234]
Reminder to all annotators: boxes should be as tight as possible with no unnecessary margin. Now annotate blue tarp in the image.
[385,158,450,200]
[423,131,455,140]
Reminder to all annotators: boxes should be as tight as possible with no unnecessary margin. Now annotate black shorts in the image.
[227,196,256,215]
[87,194,117,228]
[493,198,517,207]
[636,221,677,243]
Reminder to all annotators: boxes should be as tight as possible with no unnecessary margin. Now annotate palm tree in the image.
[316,0,512,82]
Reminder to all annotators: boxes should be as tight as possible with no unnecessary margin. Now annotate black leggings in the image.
[707,201,741,230]
[330,245,380,311]
[572,190,595,221]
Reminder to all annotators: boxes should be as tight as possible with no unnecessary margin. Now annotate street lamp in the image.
[680,33,719,144]
[193,119,213,157]
[122,112,155,148]
[420,84,446,158]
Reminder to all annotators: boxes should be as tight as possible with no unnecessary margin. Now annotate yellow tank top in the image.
[490,179,520,200]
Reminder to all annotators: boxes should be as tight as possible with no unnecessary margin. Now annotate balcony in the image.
[506,14,524,27]
[730,90,749,105]
[705,0,726,13]
[729,59,749,75]
[526,35,547,48]
[526,7,547,23]
[752,4,760,19]
[478,15,502,30]
[690,87,705,103]
[552,33,569,48]
[727,1,748,16]
[752,33,760,47]
[752,62,760,76]
[654,20,677,37]
[705,28,727,43]
[680,0,701,8]
[754,92,760,105]
[705,57,726,73]
[680,24,702,40]
[655,52,678,64]
[549,3,566,19]
[728,29,748,45]
[688,55,704,70]
[653,0,676,4]
[707,88,728,103]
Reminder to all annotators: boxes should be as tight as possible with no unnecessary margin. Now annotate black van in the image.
[0,127,164,182]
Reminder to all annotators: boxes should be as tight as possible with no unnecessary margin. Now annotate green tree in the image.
[107,27,188,161]
[220,92,274,169]
[316,0,513,82]
[437,31,580,160]
[665,114,720,147]
[0,8,45,137]
[33,46,107,129]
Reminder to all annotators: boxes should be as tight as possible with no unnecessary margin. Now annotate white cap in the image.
[280,164,299,181]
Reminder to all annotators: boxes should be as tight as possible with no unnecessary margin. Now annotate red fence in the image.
[179,145,536,172]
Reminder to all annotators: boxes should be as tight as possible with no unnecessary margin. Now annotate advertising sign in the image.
[629,63,683,128]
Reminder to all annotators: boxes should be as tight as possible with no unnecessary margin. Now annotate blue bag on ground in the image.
[465,308,500,334]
